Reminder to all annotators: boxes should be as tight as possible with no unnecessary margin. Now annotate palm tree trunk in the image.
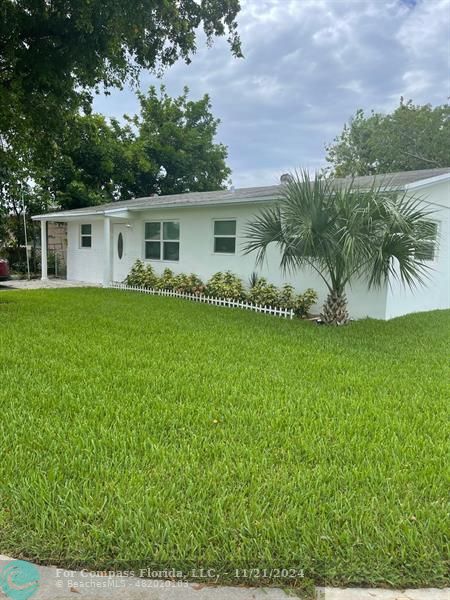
[321,290,349,325]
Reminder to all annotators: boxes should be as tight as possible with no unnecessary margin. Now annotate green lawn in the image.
[0,288,448,590]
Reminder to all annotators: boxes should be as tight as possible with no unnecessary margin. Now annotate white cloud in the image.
[397,0,450,56]
[339,80,364,95]
[94,0,450,187]
[402,69,433,96]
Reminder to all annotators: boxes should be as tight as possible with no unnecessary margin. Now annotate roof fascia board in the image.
[126,196,279,213]
[104,208,131,215]
[32,212,105,221]
[31,173,450,220]
[404,173,450,190]
[32,208,130,221]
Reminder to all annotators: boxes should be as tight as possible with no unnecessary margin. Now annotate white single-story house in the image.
[33,167,450,320]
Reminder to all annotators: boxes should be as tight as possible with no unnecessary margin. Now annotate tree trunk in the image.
[321,290,349,325]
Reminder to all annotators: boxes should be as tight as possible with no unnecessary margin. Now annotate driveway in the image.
[0,278,99,290]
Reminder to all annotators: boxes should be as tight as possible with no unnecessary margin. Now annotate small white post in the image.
[40,220,48,280]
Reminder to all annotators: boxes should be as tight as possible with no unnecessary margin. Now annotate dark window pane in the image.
[426,222,438,238]
[145,222,161,240]
[81,236,92,248]
[117,232,123,259]
[416,243,435,261]
[145,241,161,260]
[214,237,236,254]
[81,224,91,235]
[415,222,438,261]
[163,242,179,261]
[214,220,236,236]
[163,221,179,240]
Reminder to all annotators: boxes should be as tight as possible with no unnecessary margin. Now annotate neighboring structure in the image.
[33,168,450,320]
[47,222,66,254]
[47,222,67,277]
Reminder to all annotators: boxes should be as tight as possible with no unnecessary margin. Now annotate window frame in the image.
[415,220,439,263]
[144,220,180,262]
[79,223,92,249]
[213,218,237,255]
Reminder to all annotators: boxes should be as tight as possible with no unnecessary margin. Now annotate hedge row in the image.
[125,260,318,317]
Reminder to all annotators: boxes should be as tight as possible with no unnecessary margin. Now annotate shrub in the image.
[295,288,318,318]
[173,273,205,295]
[125,261,158,288]
[206,271,245,300]
[278,284,297,309]
[155,268,176,290]
[248,277,280,307]
[125,260,146,286]
[125,262,318,317]
[142,264,158,288]
[248,271,260,289]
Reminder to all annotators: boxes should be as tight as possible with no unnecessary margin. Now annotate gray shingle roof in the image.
[334,167,450,190]
[33,167,450,220]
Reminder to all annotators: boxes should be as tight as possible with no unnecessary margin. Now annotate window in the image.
[416,221,438,261]
[145,221,180,261]
[80,224,92,248]
[214,220,236,254]
[117,232,123,259]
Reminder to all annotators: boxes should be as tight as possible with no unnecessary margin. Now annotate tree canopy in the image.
[126,86,231,198]
[0,0,241,149]
[38,86,231,210]
[326,99,450,177]
[0,1,239,270]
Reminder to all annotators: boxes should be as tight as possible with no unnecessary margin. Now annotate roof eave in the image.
[32,207,131,221]
[126,195,279,212]
[404,172,450,191]
[31,172,450,221]
[31,195,279,220]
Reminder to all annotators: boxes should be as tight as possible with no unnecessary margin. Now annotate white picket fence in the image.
[109,281,294,319]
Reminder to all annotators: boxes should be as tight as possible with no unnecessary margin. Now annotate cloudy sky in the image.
[94,0,450,188]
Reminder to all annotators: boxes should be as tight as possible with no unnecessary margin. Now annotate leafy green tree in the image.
[1,1,240,249]
[244,171,435,324]
[0,203,9,249]
[38,113,127,210]
[0,138,46,268]
[0,0,241,150]
[124,86,231,197]
[326,100,450,177]
[37,86,230,209]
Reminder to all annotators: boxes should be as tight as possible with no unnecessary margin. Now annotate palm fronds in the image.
[243,170,435,322]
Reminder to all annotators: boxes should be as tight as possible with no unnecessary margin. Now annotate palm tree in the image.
[244,171,435,324]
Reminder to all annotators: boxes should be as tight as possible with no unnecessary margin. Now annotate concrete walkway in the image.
[0,557,447,600]
[0,278,99,290]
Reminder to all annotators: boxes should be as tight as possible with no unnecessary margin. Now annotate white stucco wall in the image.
[63,179,449,320]
[83,203,386,319]
[67,218,106,284]
[385,180,450,319]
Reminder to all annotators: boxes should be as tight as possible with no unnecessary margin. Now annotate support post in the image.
[103,216,112,286]
[40,220,48,280]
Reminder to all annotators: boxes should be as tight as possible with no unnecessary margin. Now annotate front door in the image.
[112,224,132,282]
